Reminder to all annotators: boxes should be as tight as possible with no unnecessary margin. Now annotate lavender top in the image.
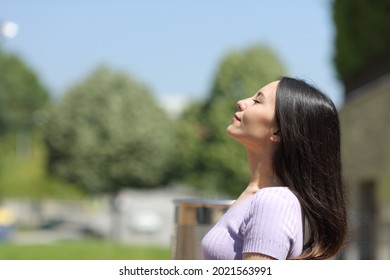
[201,187,303,260]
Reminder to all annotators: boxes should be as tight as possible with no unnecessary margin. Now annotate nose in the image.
[236,98,250,111]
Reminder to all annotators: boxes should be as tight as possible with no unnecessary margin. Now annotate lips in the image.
[233,114,241,122]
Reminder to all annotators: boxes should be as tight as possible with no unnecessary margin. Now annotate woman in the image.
[201,77,347,260]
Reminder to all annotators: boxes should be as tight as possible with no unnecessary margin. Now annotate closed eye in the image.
[252,99,261,104]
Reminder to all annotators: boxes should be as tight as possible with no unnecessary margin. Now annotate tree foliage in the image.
[176,45,286,197]
[0,49,49,135]
[333,0,390,82]
[42,66,176,194]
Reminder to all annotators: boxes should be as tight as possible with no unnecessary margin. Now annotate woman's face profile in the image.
[226,80,279,151]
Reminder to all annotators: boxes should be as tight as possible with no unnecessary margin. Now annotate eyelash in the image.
[252,99,260,104]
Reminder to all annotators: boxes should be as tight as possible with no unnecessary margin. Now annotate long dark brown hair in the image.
[273,77,347,259]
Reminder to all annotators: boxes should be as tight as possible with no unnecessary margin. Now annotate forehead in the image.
[256,80,279,99]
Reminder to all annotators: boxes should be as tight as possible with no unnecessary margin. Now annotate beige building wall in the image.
[339,74,390,259]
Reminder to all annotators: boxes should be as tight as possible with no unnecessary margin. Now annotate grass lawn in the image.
[0,241,171,260]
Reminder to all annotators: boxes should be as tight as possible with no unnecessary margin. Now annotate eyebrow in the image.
[255,91,265,99]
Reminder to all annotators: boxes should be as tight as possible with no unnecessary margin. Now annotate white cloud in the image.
[157,94,190,118]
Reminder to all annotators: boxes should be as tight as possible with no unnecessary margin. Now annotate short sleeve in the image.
[242,187,302,260]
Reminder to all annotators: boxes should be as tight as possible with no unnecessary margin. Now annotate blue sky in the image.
[1,0,343,113]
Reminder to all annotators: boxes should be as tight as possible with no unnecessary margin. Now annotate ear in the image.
[270,130,280,143]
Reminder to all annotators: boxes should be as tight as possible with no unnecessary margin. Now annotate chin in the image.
[226,126,234,136]
[226,128,238,141]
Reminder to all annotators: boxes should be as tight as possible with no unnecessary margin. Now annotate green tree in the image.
[42,66,176,195]
[169,100,204,185]
[333,0,390,85]
[0,48,50,201]
[177,44,286,197]
[0,48,49,135]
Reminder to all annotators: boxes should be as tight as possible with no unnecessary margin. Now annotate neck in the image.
[245,148,282,193]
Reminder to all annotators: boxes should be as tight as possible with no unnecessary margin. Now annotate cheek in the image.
[242,111,270,127]
[242,113,274,137]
